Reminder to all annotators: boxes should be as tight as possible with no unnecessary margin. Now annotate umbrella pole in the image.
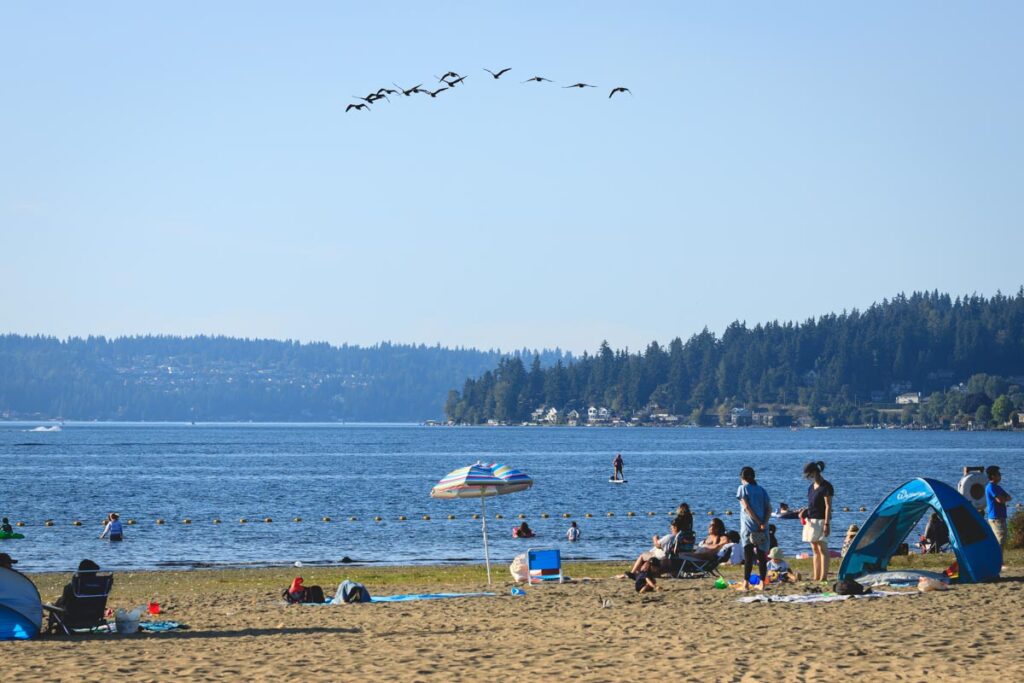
[481,494,491,585]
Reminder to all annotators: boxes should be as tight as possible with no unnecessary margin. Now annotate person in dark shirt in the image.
[799,460,834,582]
[634,557,660,593]
[612,453,625,481]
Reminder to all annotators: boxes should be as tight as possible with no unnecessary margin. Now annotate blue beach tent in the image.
[0,567,43,639]
[839,478,1002,583]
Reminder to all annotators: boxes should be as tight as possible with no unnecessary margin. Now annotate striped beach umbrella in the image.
[431,462,533,583]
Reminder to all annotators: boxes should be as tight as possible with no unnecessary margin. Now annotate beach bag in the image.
[337,580,371,603]
[833,578,869,596]
[509,553,529,582]
[749,530,768,547]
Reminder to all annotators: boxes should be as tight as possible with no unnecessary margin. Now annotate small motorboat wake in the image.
[27,425,62,432]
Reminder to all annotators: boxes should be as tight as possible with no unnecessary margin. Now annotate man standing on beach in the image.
[985,465,1011,550]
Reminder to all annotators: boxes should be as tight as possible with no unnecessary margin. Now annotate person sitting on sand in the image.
[514,522,535,538]
[1,518,13,535]
[634,556,660,593]
[0,552,16,570]
[766,546,800,583]
[840,523,859,558]
[919,513,949,554]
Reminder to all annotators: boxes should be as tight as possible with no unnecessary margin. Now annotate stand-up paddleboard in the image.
[608,478,628,484]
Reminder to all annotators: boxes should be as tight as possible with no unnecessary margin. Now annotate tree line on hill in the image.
[444,289,1024,427]
[0,335,569,421]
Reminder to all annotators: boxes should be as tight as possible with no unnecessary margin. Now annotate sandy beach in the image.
[2,552,1021,682]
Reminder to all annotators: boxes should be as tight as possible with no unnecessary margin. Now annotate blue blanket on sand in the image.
[306,592,495,605]
[369,592,495,603]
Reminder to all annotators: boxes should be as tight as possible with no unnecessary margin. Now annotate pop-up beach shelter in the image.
[0,567,43,640]
[839,477,1002,583]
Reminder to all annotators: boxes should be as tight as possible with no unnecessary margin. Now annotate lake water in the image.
[2,422,1022,573]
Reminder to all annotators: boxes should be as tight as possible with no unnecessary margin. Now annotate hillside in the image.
[445,290,1024,427]
[0,335,569,422]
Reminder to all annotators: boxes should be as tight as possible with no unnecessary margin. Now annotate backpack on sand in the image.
[833,578,870,596]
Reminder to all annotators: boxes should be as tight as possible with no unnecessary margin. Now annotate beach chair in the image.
[44,571,114,635]
[527,549,562,584]
[670,543,732,579]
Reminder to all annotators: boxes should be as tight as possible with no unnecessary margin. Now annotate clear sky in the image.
[2,2,1021,354]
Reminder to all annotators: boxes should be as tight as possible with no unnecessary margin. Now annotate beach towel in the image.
[139,620,186,632]
[370,592,496,603]
[738,590,914,604]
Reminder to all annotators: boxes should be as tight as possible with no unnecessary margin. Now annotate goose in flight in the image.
[608,87,632,98]
[345,103,370,112]
[395,83,424,96]
[437,71,460,82]
[484,67,511,79]
[445,75,468,87]
[522,76,553,83]
[563,83,596,89]
[423,86,449,98]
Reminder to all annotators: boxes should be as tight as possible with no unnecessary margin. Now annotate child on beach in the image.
[766,547,800,583]
[634,557,660,593]
[566,521,581,542]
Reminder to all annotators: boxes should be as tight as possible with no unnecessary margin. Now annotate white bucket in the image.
[115,607,144,634]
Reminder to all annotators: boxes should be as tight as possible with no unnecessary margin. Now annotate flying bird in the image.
[353,95,377,104]
[437,71,461,81]
[345,103,370,112]
[423,87,449,98]
[522,76,553,83]
[563,83,596,89]
[484,67,512,79]
[608,87,632,98]
[376,87,399,97]
[446,75,468,87]
[366,92,389,103]
[395,83,424,96]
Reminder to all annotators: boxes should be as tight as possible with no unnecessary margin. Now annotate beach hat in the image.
[767,546,783,560]
[0,552,16,567]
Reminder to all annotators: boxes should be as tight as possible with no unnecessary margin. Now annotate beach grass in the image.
[27,549,1022,601]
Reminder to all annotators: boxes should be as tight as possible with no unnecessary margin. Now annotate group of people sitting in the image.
[618,503,795,592]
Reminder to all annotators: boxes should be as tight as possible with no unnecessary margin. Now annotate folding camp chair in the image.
[670,543,732,579]
[44,571,114,635]
[527,549,562,584]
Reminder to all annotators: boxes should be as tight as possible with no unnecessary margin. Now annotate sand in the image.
[3,558,1023,683]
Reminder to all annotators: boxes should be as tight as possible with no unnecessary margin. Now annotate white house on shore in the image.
[896,392,921,405]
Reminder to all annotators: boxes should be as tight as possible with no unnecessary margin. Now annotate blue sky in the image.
[2,2,1021,353]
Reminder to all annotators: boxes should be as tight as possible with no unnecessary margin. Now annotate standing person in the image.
[736,466,772,591]
[612,453,625,481]
[99,513,123,542]
[985,465,1012,553]
[566,520,581,542]
[799,461,834,582]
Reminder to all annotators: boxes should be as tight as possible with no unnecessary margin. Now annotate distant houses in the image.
[896,392,921,405]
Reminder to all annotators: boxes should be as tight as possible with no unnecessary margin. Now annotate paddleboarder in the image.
[612,453,625,481]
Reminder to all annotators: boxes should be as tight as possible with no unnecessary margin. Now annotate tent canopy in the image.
[0,567,42,640]
[839,477,1002,583]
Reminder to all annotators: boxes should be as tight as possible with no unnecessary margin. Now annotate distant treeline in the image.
[0,335,569,421]
[445,289,1024,425]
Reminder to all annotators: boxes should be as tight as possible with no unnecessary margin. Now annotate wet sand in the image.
[4,557,1023,682]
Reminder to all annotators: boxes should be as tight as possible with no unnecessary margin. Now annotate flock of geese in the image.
[345,67,631,112]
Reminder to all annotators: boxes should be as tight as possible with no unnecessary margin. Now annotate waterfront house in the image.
[896,392,921,405]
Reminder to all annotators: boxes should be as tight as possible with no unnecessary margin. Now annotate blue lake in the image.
[1,422,1021,573]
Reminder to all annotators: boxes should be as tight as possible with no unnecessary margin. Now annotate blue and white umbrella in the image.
[431,462,533,584]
